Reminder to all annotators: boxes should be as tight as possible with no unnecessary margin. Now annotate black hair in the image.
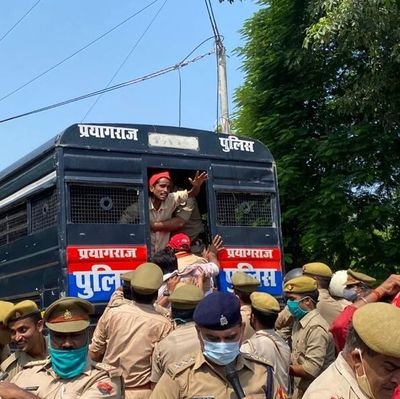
[233,289,252,305]
[150,248,178,274]
[122,282,133,300]
[131,290,158,304]
[251,307,278,329]
[300,290,320,303]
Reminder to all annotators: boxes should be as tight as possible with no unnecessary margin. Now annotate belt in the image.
[126,383,152,390]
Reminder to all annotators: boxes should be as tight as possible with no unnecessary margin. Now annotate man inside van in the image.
[120,170,207,254]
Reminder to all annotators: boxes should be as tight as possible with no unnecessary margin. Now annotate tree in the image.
[233,0,400,277]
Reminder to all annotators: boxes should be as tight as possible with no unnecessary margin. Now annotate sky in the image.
[0,0,259,171]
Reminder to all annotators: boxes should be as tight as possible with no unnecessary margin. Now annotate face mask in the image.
[355,349,376,399]
[287,299,309,319]
[49,344,88,379]
[202,339,241,366]
[343,287,358,302]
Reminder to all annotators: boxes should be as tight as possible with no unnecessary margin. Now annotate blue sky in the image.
[0,0,258,170]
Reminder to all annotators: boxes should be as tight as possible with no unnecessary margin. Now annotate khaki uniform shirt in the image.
[317,289,349,327]
[89,301,172,389]
[11,357,122,399]
[1,351,44,381]
[241,304,255,341]
[0,345,10,364]
[303,353,368,399]
[275,305,294,343]
[241,329,291,392]
[291,309,335,399]
[120,190,188,254]
[150,322,200,383]
[149,350,286,399]
[174,197,205,241]
[176,253,208,271]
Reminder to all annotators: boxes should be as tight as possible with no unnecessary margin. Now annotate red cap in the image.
[149,171,171,187]
[168,233,191,251]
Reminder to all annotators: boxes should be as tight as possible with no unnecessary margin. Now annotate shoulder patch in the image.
[166,355,196,378]
[93,362,122,378]
[1,352,17,371]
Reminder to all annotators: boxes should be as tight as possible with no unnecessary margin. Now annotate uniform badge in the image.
[97,382,113,395]
[220,314,228,326]
[63,309,72,320]
[286,284,293,292]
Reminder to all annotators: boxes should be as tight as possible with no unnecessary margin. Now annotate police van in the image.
[0,123,284,313]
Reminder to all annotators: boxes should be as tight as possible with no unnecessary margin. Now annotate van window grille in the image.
[69,185,140,224]
[216,192,273,227]
[0,205,28,246]
[31,189,58,233]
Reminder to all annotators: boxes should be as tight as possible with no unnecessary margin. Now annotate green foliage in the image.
[233,0,400,277]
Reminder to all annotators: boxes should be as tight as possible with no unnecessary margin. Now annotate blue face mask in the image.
[287,299,309,320]
[49,344,88,379]
[202,339,241,366]
[343,287,358,302]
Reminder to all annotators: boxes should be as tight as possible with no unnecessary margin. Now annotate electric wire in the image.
[0,51,213,124]
[0,0,42,44]
[0,0,160,104]
[82,0,169,121]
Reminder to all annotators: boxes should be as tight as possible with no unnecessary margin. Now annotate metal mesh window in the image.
[31,189,58,233]
[69,185,140,224]
[216,192,273,227]
[0,205,28,246]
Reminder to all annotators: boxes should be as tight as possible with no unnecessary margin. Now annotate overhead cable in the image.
[0,51,213,124]
[0,0,42,44]
[82,0,169,121]
[0,0,160,104]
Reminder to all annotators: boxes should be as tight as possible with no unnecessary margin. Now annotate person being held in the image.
[303,302,400,399]
[0,297,122,399]
[0,301,47,381]
[120,170,208,254]
[241,292,291,392]
[149,291,287,399]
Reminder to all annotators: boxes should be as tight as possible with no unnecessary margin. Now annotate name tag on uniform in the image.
[23,386,39,391]
[192,397,215,399]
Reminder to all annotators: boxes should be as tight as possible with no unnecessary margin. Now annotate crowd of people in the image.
[0,171,399,398]
[0,254,400,398]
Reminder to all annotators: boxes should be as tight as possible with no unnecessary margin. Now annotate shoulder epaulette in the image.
[165,355,196,378]
[23,359,49,369]
[93,362,122,378]
[242,352,273,368]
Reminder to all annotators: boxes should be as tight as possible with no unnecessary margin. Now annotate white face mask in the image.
[355,348,376,399]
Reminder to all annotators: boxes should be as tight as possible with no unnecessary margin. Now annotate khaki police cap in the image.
[0,301,14,324]
[284,276,318,294]
[346,269,376,286]
[45,297,94,333]
[250,292,280,313]
[4,300,40,325]
[231,271,260,293]
[353,302,400,357]
[170,284,203,310]
[130,262,163,294]
[303,262,333,278]
[121,270,135,283]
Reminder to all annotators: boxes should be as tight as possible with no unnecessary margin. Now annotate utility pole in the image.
[217,41,231,134]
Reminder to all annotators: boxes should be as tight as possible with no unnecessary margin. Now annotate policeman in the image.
[284,276,335,399]
[0,301,47,381]
[343,269,376,302]
[231,271,260,341]
[303,302,400,399]
[150,283,203,383]
[150,291,286,399]
[0,297,122,399]
[89,262,172,398]
[0,301,13,364]
[302,262,342,326]
[241,292,291,392]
